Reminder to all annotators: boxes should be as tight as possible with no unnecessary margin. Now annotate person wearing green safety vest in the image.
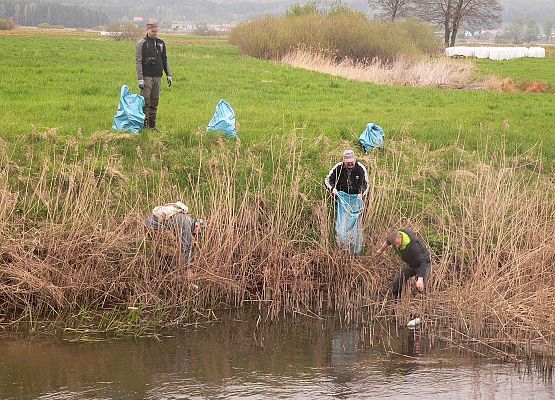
[375,228,431,299]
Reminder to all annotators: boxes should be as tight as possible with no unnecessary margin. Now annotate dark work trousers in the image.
[140,76,161,122]
[392,263,431,299]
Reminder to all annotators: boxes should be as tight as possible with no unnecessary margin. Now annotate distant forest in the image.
[501,0,555,23]
[41,0,298,25]
[0,0,108,28]
[0,0,371,26]
[0,0,553,29]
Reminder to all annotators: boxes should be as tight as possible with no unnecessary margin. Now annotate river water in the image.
[0,313,553,400]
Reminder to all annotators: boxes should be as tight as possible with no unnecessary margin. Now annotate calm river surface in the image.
[0,313,553,400]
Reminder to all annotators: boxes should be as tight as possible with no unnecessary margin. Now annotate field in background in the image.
[474,48,555,86]
[0,34,554,169]
[0,33,554,368]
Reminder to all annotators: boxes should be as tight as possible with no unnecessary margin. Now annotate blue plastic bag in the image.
[207,99,237,138]
[335,191,364,255]
[112,85,145,134]
[359,123,384,153]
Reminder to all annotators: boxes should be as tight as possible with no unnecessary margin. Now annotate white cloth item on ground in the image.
[474,47,490,59]
[152,201,189,220]
[528,47,546,58]
[407,317,421,328]
[445,46,545,60]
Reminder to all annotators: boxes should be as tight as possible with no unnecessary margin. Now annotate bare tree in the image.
[525,19,539,43]
[505,18,524,44]
[416,0,501,47]
[368,0,412,21]
[543,19,554,43]
[320,0,347,14]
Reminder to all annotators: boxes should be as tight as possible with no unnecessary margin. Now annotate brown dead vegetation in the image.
[0,135,553,368]
[282,49,475,88]
[525,81,548,93]
[282,49,553,95]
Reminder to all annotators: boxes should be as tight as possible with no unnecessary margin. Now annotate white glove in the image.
[332,188,338,196]
[167,76,173,87]
[138,79,145,90]
[357,193,362,199]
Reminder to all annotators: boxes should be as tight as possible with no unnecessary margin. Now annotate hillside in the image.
[500,0,555,22]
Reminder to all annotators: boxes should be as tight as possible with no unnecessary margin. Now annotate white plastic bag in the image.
[152,201,189,221]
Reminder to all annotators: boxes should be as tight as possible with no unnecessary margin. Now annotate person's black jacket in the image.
[136,36,171,80]
[324,161,369,195]
[396,228,431,278]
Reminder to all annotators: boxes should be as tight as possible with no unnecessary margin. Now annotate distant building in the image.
[133,16,144,23]
[207,23,236,32]
[171,21,237,33]
[171,22,196,31]
[100,31,122,37]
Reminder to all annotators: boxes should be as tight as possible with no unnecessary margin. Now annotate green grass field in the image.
[475,49,555,86]
[1,33,554,171]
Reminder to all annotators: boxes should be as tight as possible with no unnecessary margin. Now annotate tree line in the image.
[0,0,108,28]
[504,18,554,43]
[368,0,502,46]
[36,0,296,25]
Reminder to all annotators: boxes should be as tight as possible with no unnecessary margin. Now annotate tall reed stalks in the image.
[282,48,475,88]
[0,131,553,366]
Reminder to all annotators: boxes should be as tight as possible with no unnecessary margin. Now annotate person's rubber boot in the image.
[149,115,158,131]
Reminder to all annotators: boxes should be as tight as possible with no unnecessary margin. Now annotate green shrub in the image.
[399,18,443,55]
[285,2,320,17]
[0,18,15,30]
[230,11,440,62]
[105,22,142,41]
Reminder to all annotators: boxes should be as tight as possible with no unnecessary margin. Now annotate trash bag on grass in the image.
[207,99,237,138]
[112,85,145,134]
[359,123,384,153]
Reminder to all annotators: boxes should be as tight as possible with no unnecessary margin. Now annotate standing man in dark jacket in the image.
[324,149,369,198]
[136,19,172,130]
[375,228,431,299]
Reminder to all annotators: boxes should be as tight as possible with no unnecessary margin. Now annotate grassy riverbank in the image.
[1,34,554,165]
[0,32,554,367]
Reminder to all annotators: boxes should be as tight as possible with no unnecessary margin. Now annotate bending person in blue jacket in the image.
[375,228,431,299]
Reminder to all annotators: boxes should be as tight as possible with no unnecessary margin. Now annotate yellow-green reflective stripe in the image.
[399,230,410,250]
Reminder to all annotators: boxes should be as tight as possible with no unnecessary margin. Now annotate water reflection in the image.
[0,313,552,400]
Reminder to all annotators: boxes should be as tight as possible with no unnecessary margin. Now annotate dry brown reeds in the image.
[484,76,518,92]
[484,76,551,94]
[0,134,553,366]
[525,81,549,93]
[281,49,475,88]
